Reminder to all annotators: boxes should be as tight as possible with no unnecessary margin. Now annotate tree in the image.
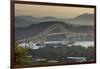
[15,43,32,65]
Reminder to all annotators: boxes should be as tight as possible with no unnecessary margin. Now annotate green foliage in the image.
[31,45,95,62]
[15,44,32,65]
[14,43,95,65]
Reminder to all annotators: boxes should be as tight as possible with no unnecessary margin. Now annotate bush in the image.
[15,44,32,65]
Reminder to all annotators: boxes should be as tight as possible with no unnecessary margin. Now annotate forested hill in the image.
[15,21,94,41]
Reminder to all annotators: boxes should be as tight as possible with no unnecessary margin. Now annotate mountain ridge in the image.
[15,21,94,41]
[15,13,94,28]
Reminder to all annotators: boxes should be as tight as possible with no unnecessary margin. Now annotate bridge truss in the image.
[16,24,94,48]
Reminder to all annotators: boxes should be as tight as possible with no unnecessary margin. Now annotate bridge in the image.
[16,24,94,48]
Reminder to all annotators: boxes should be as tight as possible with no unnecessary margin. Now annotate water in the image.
[73,41,94,48]
[18,41,94,49]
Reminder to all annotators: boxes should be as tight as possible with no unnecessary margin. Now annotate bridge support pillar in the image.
[25,41,28,48]
[41,42,45,47]
[29,41,33,49]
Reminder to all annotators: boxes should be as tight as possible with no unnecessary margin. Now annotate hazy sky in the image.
[15,3,94,18]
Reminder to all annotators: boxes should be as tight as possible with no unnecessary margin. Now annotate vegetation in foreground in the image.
[15,44,95,65]
[15,44,32,65]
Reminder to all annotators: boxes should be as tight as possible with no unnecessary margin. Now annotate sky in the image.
[15,3,94,18]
